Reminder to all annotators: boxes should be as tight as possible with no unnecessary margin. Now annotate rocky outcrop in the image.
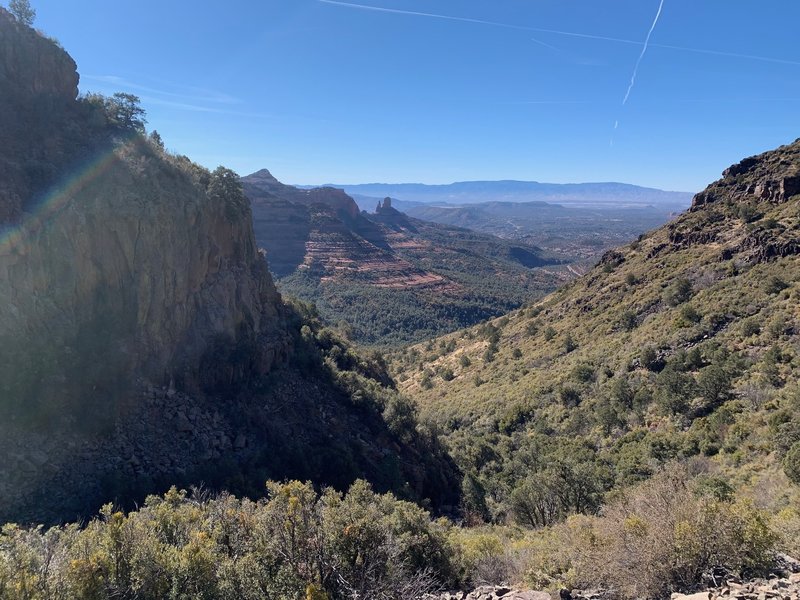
[671,555,800,600]
[243,170,449,285]
[242,168,360,221]
[243,170,369,275]
[376,196,401,216]
[691,139,800,212]
[664,139,800,263]
[0,8,81,222]
[0,142,290,413]
[427,561,800,600]
[0,382,239,522]
[0,8,78,104]
[0,14,290,408]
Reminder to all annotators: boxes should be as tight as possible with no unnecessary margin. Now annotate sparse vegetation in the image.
[391,140,800,561]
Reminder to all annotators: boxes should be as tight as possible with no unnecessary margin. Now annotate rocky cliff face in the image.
[243,168,360,220]
[243,169,368,276]
[0,7,80,221]
[0,149,289,402]
[692,142,800,210]
[665,139,800,263]
[0,8,289,412]
[0,12,293,519]
[0,8,77,104]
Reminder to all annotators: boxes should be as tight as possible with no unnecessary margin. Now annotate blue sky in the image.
[31,0,800,192]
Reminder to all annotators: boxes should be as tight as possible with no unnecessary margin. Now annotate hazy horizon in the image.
[33,0,800,191]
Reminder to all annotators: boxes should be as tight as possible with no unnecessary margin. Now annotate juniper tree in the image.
[8,0,35,25]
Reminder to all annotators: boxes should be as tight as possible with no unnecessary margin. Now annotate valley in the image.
[2,2,800,600]
[317,181,691,258]
[245,170,686,346]
[243,169,570,346]
[402,200,685,260]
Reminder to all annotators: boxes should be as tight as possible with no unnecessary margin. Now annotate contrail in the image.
[317,0,561,51]
[622,0,665,106]
[320,0,800,67]
[650,42,800,67]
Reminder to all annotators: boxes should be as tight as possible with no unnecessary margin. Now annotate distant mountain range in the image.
[298,180,694,210]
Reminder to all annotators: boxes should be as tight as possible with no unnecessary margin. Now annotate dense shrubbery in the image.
[567,466,777,598]
[0,481,454,600]
[395,328,784,529]
[1,466,788,600]
[282,298,460,510]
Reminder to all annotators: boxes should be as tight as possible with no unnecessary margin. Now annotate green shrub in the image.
[664,278,693,306]
[0,482,455,600]
[510,475,563,528]
[677,304,702,326]
[420,370,434,389]
[572,363,595,383]
[618,310,637,331]
[560,387,582,408]
[765,276,789,294]
[640,346,661,371]
[741,318,761,338]
[738,204,761,223]
[784,442,800,485]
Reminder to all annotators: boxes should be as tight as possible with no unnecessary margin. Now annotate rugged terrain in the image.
[243,170,568,346]
[0,8,457,523]
[4,5,800,599]
[395,138,800,526]
[304,180,690,267]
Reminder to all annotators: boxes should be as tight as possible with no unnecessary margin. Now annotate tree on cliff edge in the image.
[8,0,35,25]
[110,92,147,132]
